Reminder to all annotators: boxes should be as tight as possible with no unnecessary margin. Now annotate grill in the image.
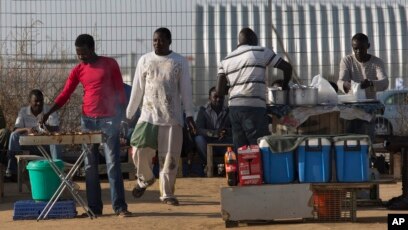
[17,131,103,220]
[19,132,104,145]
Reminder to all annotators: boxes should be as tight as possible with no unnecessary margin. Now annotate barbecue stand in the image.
[20,133,103,220]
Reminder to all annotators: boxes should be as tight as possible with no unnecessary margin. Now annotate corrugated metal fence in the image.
[195,2,408,99]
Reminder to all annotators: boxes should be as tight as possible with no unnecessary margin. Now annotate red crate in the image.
[237,145,263,186]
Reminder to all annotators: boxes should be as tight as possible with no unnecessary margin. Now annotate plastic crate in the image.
[13,200,77,220]
[312,189,356,222]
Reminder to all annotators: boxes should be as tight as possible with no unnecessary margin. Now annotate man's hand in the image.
[39,112,50,125]
[218,129,227,140]
[343,81,351,93]
[360,79,373,89]
[185,116,197,136]
[15,127,36,135]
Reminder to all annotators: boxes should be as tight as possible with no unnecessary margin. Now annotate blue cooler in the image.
[298,137,331,183]
[259,138,295,184]
[335,136,369,182]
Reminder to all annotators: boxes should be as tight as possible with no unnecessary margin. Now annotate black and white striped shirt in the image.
[218,45,282,107]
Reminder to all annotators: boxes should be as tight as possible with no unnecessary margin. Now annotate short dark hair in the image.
[29,89,43,100]
[209,86,216,97]
[352,33,369,44]
[239,28,258,46]
[154,27,172,44]
[75,34,95,49]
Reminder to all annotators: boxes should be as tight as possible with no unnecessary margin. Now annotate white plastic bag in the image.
[310,74,338,104]
[350,80,366,100]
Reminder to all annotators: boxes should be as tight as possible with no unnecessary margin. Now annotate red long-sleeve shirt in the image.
[55,56,126,118]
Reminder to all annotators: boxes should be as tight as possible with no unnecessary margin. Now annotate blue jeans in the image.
[194,135,232,164]
[229,106,269,151]
[81,115,127,214]
[7,131,61,173]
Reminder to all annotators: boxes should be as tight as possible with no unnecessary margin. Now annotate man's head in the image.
[351,33,370,63]
[75,34,97,63]
[238,28,258,46]
[153,27,172,56]
[28,89,44,115]
[209,86,224,110]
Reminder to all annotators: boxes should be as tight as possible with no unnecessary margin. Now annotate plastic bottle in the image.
[224,146,238,186]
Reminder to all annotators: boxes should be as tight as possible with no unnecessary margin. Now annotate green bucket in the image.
[26,159,64,201]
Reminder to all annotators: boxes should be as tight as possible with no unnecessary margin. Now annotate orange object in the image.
[313,190,344,220]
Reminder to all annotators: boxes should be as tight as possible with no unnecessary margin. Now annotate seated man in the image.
[194,86,232,165]
[0,106,10,164]
[6,89,61,178]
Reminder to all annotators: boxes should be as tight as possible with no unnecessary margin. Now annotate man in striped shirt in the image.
[216,28,292,150]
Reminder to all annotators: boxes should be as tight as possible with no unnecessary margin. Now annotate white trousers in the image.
[132,125,182,200]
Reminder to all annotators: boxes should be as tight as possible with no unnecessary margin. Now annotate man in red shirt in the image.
[41,34,131,217]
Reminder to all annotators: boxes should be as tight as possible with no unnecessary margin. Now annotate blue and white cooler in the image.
[333,135,370,182]
[258,135,302,184]
[298,137,331,183]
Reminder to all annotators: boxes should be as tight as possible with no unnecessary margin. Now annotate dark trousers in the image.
[229,106,269,151]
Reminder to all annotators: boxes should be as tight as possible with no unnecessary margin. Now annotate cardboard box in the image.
[237,145,263,185]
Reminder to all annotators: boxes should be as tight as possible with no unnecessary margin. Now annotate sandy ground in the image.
[0,177,406,230]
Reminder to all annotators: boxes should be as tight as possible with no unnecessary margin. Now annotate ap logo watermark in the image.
[388,214,408,230]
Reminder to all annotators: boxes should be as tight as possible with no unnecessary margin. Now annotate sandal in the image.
[162,198,179,206]
[132,178,155,198]
[132,184,146,198]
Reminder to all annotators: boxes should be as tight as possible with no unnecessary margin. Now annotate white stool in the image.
[206,143,233,177]
[15,155,44,192]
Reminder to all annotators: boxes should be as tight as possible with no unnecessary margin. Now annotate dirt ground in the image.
[0,177,405,230]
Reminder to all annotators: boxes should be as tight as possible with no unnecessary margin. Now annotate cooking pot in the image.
[267,87,287,104]
[289,87,318,105]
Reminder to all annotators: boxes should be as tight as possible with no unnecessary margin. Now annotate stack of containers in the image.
[298,137,331,183]
[258,136,300,184]
[333,135,370,182]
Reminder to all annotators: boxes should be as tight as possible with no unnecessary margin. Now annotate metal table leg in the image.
[35,144,96,221]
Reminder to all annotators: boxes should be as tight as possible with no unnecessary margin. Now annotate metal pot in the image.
[289,87,318,105]
[267,87,287,104]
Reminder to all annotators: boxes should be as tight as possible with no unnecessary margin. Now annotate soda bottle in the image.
[224,147,238,186]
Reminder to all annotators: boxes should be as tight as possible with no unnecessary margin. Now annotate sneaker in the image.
[117,210,132,217]
[132,178,155,198]
[77,211,102,218]
[162,198,179,206]
[132,184,146,198]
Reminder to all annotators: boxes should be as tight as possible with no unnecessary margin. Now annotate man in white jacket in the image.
[126,27,196,206]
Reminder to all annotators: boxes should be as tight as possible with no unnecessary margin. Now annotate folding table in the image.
[19,132,103,220]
